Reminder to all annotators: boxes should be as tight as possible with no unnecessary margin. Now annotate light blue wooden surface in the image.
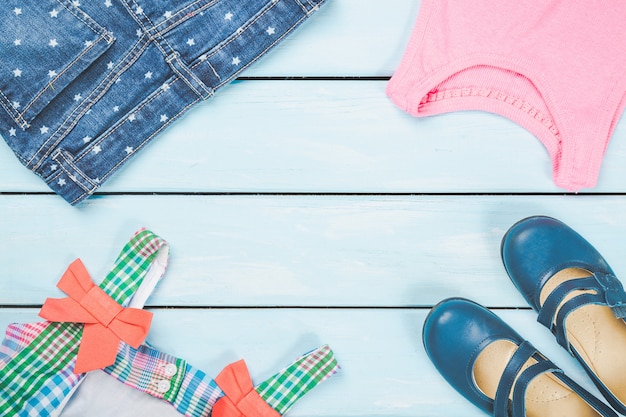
[1,1,626,416]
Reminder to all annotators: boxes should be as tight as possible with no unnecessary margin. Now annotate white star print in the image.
[160,114,168,122]
[186,38,195,46]
[14,8,22,15]
[144,71,153,79]
[83,136,92,143]
[74,94,82,101]
[104,0,112,7]
[48,70,57,78]
[161,83,170,91]
[125,146,133,154]
[224,12,233,20]
[9,128,16,136]
[73,1,81,7]
[58,178,66,186]
[232,56,241,65]
[50,9,59,17]
[12,101,20,109]
[107,61,114,69]
[136,29,143,37]
[51,164,58,171]
[266,27,276,35]
[135,6,143,14]
[164,11,172,19]
[40,126,49,134]
[13,69,22,77]
[113,106,120,112]
[128,113,136,122]
[84,40,93,47]
[115,77,122,84]
[14,39,21,46]
[49,39,59,47]
[199,54,207,61]
[93,145,102,154]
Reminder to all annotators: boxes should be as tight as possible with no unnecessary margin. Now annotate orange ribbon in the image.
[213,360,281,417]
[39,259,153,374]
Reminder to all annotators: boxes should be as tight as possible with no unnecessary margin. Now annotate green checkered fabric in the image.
[0,229,168,415]
[256,344,339,415]
[101,229,168,307]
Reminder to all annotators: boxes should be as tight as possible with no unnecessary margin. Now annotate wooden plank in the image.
[2,81,626,193]
[244,0,422,77]
[1,2,622,416]
[2,195,625,307]
[0,307,604,416]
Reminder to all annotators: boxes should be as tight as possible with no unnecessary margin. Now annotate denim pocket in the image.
[0,0,114,129]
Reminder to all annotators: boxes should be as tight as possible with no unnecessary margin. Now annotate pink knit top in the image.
[387,0,626,190]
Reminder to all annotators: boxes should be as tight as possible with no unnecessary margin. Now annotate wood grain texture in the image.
[238,0,422,77]
[1,0,626,416]
[2,80,626,193]
[1,195,625,307]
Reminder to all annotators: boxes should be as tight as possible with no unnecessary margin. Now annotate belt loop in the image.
[292,0,322,14]
[166,52,214,100]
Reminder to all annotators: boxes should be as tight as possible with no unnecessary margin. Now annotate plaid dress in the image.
[0,229,339,416]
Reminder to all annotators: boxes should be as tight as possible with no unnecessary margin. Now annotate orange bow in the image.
[213,360,280,417]
[39,259,153,374]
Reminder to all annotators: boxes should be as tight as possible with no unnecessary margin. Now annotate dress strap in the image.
[255,344,339,415]
[0,229,169,416]
[100,228,169,308]
[100,343,339,417]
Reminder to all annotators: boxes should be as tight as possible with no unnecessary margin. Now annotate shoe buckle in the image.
[594,272,626,319]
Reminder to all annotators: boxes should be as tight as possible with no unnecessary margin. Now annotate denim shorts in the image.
[0,0,325,205]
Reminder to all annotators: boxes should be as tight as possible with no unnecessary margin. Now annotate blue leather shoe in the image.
[423,298,617,417]
[502,215,626,414]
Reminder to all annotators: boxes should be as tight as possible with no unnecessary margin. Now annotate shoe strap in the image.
[510,359,559,417]
[493,341,559,417]
[537,273,626,350]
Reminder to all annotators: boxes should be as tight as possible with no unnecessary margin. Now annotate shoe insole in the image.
[474,338,603,417]
[540,268,626,406]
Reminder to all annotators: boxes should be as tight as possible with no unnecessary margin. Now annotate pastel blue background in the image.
[2,1,626,415]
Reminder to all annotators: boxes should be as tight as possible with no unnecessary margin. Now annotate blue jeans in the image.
[0,0,325,205]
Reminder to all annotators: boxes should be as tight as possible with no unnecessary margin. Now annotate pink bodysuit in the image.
[386,1,626,191]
